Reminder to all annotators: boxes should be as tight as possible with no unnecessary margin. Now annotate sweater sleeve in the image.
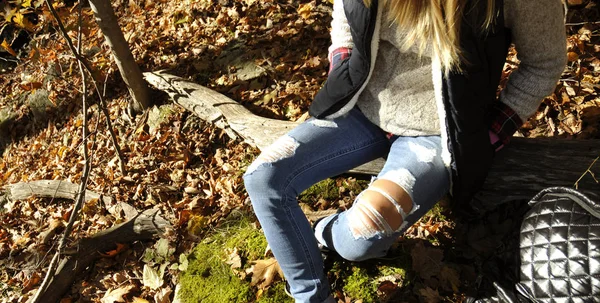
[500,0,567,122]
[329,0,354,54]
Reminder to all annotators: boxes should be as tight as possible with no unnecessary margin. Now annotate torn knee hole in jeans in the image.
[347,189,417,240]
[348,201,394,239]
[245,135,299,175]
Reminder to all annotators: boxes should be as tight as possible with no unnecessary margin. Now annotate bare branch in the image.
[43,0,126,174]
[565,21,600,26]
[575,156,600,190]
[32,2,92,302]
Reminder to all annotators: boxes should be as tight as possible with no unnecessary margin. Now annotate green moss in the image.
[180,244,253,303]
[256,282,293,303]
[222,220,268,261]
[378,265,408,279]
[178,214,288,303]
[343,267,377,303]
[300,178,340,201]
[299,177,370,204]
[426,202,447,221]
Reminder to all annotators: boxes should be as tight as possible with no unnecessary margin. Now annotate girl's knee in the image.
[329,214,393,262]
[244,134,299,177]
[334,239,386,262]
[243,134,301,194]
[242,168,265,195]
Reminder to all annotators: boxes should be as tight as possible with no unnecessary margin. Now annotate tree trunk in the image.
[144,70,600,205]
[88,0,150,113]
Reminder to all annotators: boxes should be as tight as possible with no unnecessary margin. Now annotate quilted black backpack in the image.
[469,187,600,302]
[516,187,600,302]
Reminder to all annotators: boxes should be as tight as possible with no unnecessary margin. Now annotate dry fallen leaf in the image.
[154,286,173,303]
[38,219,64,245]
[411,242,444,280]
[99,243,127,257]
[22,272,41,293]
[143,264,165,290]
[101,285,133,303]
[225,247,242,269]
[246,258,284,289]
[440,265,461,292]
[419,286,442,303]
[376,280,399,299]
[297,3,314,20]
[1,39,17,57]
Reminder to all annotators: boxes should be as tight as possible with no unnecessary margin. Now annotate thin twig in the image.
[77,1,93,201]
[574,156,600,190]
[566,21,600,26]
[31,2,93,302]
[43,0,126,174]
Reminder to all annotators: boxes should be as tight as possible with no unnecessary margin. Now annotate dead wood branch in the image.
[145,70,600,205]
[44,0,126,174]
[143,70,298,150]
[2,180,113,205]
[33,208,171,303]
[31,5,95,301]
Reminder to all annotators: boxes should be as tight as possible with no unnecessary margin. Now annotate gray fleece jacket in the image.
[329,0,567,136]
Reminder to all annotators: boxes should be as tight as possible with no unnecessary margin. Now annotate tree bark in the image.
[144,71,298,150]
[144,70,600,205]
[2,180,113,205]
[88,0,150,113]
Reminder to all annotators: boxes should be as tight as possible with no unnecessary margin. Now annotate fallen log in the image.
[2,180,113,205]
[37,208,171,303]
[144,70,297,150]
[1,181,171,303]
[144,70,600,205]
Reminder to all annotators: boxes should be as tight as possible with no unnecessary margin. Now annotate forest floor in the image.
[0,0,599,302]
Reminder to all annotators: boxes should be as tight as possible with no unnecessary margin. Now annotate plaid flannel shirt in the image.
[489,101,523,148]
[328,47,352,74]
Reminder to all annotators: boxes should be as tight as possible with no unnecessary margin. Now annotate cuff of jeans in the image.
[489,101,523,145]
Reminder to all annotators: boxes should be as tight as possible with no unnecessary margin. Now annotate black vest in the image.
[310,0,511,206]
[443,0,511,205]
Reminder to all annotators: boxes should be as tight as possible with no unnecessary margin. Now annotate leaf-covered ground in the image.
[0,0,599,302]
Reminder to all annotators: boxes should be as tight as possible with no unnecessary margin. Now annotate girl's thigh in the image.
[244,108,391,196]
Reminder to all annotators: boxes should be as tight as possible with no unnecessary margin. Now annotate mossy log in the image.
[144,70,600,206]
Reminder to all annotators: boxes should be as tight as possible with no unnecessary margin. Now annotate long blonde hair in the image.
[364,0,496,73]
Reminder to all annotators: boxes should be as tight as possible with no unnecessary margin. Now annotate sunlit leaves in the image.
[246,258,284,289]
[142,264,166,290]
[101,285,134,303]
[1,39,17,56]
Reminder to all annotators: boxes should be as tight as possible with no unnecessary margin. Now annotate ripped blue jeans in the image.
[243,108,449,303]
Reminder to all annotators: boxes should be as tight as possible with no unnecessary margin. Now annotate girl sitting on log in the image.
[243,0,566,302]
